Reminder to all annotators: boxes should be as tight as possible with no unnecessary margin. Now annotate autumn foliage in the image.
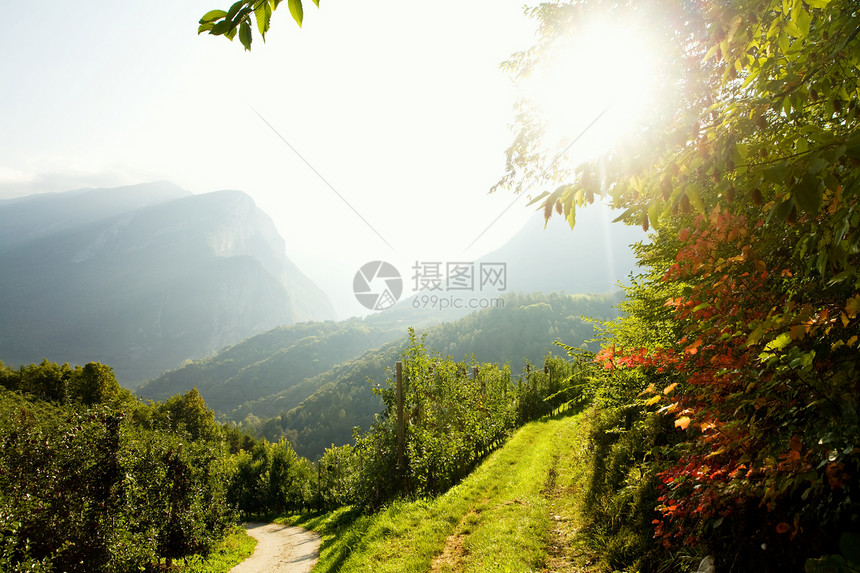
[595,201,859,558]
[499,0,860,568]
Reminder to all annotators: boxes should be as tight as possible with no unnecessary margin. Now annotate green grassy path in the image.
[284,411,592,573]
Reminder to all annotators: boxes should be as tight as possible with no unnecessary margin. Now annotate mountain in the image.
[137,206,642,427]
[479,205,645,294]
[0,183,334,385]
[384,204,645,321]
[0,181,191,248]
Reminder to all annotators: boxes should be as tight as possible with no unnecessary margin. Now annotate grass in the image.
[280,410,594,573]
[542,411,604,573]
[171,526,257,573]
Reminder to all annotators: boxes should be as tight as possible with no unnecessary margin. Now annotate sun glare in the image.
[524,17,661,165]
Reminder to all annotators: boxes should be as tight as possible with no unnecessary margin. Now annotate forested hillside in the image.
[246,291,620,459]
[138,320,402,415]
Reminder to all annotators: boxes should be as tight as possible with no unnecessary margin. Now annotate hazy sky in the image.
[0,1,652,318]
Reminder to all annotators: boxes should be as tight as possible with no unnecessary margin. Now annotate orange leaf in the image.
[675,416,691,430]
[657,402,679,414]
[776,522,791,534]
[663,382,679,395]
[638,383,657,396]
[790,435,802,451]
[684,339,703,355]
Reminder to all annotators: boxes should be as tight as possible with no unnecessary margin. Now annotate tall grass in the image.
[283,412,588,572]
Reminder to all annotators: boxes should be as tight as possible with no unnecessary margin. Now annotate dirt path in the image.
[230,522,321,573]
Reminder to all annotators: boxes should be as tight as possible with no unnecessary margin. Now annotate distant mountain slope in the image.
[480,206,645,294]
[249,291,622,459]
[138,320,405,415]
[138,300,460,417]
[0,181,191,249]
[382,205,644,321]
[0,183,334,385]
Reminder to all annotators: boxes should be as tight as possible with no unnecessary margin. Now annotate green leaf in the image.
[288,0,303,27]
[703,43,720,62]
[526,191,550,207]
[816,248,828,276]
[795,8,811,37]
[785,19,804,39]
[747,325,766,346]
[565,197,576,229]
[255,1,271,37]
[210,19,233,36]
[779,31,790,53]
[771,198,795,222]
[227,0,246,21]
[200,9,228,23]
[611,207,637,224]
[686,188,706,215]
[648,202,661,231]
[312,0,320,6]
[763,163,788,185]
[808,157,829,175]
[793,173,822,213]
[764,332,792,352]
[239,20,252,50]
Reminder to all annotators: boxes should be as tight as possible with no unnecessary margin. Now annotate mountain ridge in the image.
[0,182,334,385]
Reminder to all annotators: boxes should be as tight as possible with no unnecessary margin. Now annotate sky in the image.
[0,0,655,319]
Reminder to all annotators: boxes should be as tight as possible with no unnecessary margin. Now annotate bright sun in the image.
[523,17,662,166]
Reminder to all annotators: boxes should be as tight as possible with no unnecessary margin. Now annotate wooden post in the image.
[396,361,405,482]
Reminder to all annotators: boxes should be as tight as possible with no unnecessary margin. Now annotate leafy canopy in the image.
[501,0,860,563]
[199,0,319,51]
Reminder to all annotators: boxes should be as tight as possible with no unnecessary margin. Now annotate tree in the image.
[198,0,320,51]
[68,362,131,406]
[18,359,72,402]
[498,0,859,567]
[153,388,221,442]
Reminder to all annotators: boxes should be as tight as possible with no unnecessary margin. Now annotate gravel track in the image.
[230,522,321,573]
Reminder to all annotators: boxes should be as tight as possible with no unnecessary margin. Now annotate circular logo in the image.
[353,261,403,311]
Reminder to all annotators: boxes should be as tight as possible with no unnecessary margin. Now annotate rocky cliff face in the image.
[0,183,334,386]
